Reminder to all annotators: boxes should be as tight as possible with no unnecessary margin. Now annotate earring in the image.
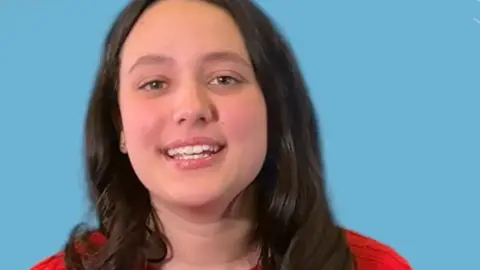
[120,140,127,153]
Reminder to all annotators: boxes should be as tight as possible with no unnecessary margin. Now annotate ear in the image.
[119,131,127,154]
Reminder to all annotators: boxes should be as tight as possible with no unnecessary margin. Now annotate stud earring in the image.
[120,141,127,153]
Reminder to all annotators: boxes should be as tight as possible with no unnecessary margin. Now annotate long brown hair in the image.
[64,0,356,269]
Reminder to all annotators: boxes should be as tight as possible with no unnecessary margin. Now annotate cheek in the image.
[120,99,166,149]
[221,92,267,154]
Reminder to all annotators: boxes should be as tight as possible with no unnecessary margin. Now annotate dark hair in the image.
[64,0,355,269]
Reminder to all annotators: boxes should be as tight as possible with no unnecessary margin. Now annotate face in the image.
[118,0,267,209]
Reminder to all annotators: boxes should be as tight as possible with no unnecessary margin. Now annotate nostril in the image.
[174,109,213,125]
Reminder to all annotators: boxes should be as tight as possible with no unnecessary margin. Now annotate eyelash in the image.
[137,75,242,91]
[208,75,242,86]
[138,80,167,91]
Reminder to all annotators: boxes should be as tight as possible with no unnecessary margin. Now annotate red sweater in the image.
[31,229,411,270]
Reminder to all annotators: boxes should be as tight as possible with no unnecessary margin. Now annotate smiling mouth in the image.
[163,144,225,160]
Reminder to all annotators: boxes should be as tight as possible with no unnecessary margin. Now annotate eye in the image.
[138,80,167,91]
[209,75,240,86]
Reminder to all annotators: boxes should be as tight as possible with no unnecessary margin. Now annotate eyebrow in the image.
[200,51,252,68]
[128,51,252,73]
[128,54,174,73]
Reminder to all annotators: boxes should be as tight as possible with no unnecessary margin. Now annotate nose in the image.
[172,87,215,126]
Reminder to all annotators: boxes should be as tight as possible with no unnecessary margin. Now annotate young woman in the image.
[31,0,411,269]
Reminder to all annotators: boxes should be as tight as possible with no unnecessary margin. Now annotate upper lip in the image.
[162,136,226,150]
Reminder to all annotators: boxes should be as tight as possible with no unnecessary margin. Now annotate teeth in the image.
[166,144,220,157]
[173,153,211,160]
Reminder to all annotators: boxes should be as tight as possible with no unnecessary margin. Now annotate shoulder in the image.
[30,231,106,270]
[344,229,412,270]
[31,230,410,269]
[30,252,65,270]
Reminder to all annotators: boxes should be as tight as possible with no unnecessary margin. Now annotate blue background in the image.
[1,1,479,269]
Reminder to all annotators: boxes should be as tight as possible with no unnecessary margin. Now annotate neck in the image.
[150,189,258,270]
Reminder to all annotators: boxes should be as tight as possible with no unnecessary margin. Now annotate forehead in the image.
[120,0,249,68]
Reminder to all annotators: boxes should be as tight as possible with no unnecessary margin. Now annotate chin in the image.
[145,175,250,215]
[172,194,220,208]
[163,185,229,209]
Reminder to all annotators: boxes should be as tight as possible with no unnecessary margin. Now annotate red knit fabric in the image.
[30,229,411,270]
